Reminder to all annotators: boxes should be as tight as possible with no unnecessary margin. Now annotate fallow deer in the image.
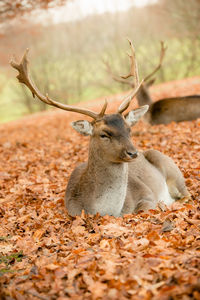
[10,40,189,217]
[104,41,200,125]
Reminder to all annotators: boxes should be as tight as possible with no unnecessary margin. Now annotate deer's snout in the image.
[121,141,138,161]
[125,149,138,159]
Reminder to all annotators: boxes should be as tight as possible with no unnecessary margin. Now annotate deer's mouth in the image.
[119,150,138,162]
[122,157,137,162]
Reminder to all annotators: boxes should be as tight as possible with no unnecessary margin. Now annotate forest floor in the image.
[0,77,200,300]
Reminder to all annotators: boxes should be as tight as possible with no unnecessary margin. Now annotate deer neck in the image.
[136,84,153,106]
[85,141,128,216]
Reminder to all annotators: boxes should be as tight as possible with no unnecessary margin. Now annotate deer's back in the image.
[148,95,200,124]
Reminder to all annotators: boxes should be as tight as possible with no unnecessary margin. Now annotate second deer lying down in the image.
[105,42,200,125]
[10,40,189,217]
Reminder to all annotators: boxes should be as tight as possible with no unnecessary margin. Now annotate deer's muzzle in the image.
[125,150,138,159]
[120,143,138,161]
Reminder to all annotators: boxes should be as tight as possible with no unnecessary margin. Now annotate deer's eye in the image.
[100,134,110,139]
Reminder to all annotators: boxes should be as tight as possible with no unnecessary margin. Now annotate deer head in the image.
[72,106,148,163]
[10,39,148,162]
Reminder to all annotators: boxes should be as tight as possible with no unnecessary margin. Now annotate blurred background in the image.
[0,0,200,123]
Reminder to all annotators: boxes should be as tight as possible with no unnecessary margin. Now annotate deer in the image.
[104,41,200,125]
[10,40,189,217]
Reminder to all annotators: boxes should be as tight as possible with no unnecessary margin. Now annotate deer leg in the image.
[134,198,157,213]
[122,179,157,215]
[166,177,190,200]
[144,149,190,200]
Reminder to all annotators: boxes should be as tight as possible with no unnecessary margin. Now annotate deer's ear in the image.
[146,78,156,87]
[125,105,149,126]
[71,120,93,136]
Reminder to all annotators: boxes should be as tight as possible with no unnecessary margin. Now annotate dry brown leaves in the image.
[0,78,200,300]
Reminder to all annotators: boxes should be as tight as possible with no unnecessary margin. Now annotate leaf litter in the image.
[0,77,200,299]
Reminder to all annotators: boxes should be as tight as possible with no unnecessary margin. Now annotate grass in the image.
[0,251,23,265]
[0,251,24,276]
[0,79,27,123]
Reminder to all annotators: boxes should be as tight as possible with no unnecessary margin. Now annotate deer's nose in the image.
[126,150,138,159]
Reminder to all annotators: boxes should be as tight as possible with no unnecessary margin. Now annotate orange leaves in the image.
[88,281,107,299]
[1,0,67,22]
[45,263,60,271]
[0,81,200,299]
[15,237,38,255]
[32,229,46,241]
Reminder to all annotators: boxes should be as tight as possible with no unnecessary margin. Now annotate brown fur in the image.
[65,112,189,216]
[137,83,200,124]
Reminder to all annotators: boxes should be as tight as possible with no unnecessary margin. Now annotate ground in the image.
[0,77,200,300]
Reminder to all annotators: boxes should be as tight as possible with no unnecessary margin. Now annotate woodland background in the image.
[0,0,200,122]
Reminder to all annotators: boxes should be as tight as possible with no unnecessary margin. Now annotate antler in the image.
[10,49,107,120]
[102,58,133,86]
[143,41,167,82]
[118,39,143,114]
[106,41,167,92]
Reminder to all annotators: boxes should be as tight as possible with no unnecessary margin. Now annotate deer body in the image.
[65,113,188,217]
[138,91,200,125]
